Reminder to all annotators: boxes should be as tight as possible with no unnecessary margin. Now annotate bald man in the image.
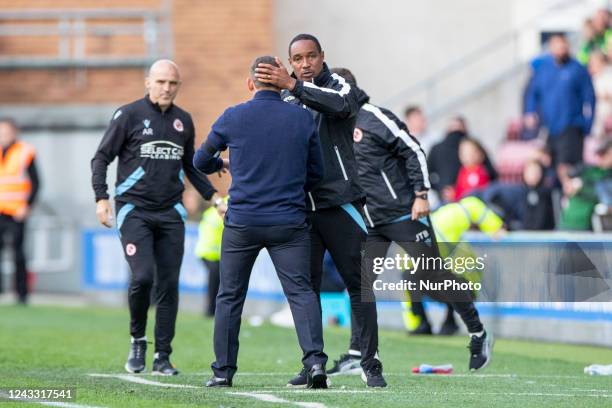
[91,59,221,375]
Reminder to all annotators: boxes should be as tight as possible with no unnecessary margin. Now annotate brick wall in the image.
[0,0,275,194]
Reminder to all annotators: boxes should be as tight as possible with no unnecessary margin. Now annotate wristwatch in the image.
[415,192,428,200]
[213,197,224,208]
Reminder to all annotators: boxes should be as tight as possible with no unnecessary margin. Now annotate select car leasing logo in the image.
[140,140,184,160]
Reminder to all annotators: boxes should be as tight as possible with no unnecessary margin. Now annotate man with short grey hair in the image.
[91,59,220,376]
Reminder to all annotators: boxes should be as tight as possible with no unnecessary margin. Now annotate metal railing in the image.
[0,5,173,69]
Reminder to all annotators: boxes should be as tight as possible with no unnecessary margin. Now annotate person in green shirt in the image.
[560,139,612,230]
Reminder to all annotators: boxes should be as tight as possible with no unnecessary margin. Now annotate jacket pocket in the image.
[334,145,349,181]
[381,170,398,199]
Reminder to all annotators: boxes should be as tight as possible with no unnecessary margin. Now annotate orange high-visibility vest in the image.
[0,141,35,216]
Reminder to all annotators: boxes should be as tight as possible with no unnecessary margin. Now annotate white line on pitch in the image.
[89,374,328,407]
[88,374,198,388]
[229,392,326,408]
[0,392,105,408]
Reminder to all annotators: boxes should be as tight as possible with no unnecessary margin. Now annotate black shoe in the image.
[438,319,459,336]
[361,360,387,388]
[307,364,328,389]
[152,353,179,376]
[125,339,147,373]
[205,376,232,387]
[409,320,432,335]
[287,367,308,388]
[469,331,494,371]
[327,353,362,376]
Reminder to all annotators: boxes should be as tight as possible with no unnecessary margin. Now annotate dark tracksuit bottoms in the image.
[212,222,327,380]
[348,217,484,351]
[309,202,379,371]
[0,215,27,300]
[118,203,186,356]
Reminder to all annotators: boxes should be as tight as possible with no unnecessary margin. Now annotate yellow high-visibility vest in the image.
[0,141,35,217]
[194,206,224,262]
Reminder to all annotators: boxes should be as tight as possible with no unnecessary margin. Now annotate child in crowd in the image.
[521,160,555,230]
[454,138,491,200]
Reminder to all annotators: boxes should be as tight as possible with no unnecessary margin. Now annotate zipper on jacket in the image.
[308,192,316,211]
[334,145,349,181]
[381,170,398,199]
[363,205,375,228]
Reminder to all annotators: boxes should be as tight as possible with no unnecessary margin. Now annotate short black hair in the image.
[404,105,422,118]
[288,33,322,56]
[330,67,357,86]
[250,55,279,89]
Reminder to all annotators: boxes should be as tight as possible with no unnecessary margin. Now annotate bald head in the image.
[148,59,180,78]
[145,59,182,111]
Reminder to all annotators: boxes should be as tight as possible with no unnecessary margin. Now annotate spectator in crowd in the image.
[588,51,612,139]
[578,18,598,64]
[454,138,491,200]
[428,116,497,203]
[579,9,611,65]
[403,105,435,153]
[524,34,596,196]
[477,146,555,230]
[560,138,612,230]
[521,160,555,230]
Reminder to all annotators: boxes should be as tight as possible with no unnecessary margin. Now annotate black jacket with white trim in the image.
[281,63,365,210]
[91,96,216,209]
[353,90,430,227]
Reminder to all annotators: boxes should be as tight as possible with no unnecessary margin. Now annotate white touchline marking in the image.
[0,392,105,408]
[88,374,198,389]
[403,390,612,398]
[249,389,376,394]
[89,374,328,407]
[229,392,326,408]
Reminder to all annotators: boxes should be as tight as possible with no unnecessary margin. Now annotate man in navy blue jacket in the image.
[524,34,596,191]
[194,55,328,389]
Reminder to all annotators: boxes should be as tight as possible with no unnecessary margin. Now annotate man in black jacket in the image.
[330,67,493,373]
[91,59,220,376]
[255,34,386,388]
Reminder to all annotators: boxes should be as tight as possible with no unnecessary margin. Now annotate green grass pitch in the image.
[0,304,610,407]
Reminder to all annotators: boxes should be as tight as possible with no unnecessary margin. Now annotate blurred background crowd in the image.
[403,8,612,233]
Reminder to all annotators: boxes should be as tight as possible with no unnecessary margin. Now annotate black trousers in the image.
[203,259,220,317]
[349,218,483,350]
[211,222,327,380]
[309,203,379,370]
[118,203,185,356]
[0,214,27,301]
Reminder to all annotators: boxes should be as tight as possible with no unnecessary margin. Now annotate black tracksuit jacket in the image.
[281,63,364,210]
[91,96,216,209]
[353,90,431,227]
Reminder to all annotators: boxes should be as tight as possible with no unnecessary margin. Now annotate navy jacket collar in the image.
[253,90,282,100]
